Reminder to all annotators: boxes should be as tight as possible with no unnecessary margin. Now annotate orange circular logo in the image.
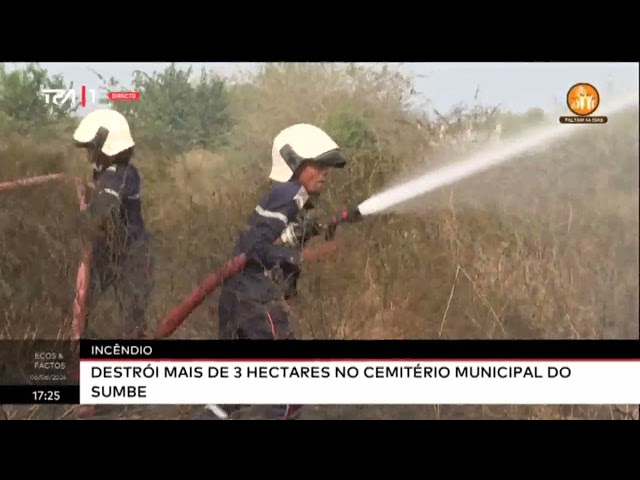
[567,83,600,116]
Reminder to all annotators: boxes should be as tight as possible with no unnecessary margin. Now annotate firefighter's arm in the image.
[250,206,336,268]
[249,200,305,269]
[279,210,325,246]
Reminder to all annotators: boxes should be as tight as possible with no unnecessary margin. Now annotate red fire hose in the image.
[152,253,248,339]
[0,173,66,192]
[151,206,364,339]
[71,184,92,341]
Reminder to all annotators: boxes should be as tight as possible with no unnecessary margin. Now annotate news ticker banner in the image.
[1,340,638,405]
[78,339,640,405]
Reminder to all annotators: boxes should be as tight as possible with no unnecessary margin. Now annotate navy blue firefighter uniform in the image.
[199,123,348,421]
[83,162,154,339]
[219,179,314,340]
[212,180,317,420]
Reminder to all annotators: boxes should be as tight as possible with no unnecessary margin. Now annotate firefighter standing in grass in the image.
[71,109,154,418]
[197,123,348,421]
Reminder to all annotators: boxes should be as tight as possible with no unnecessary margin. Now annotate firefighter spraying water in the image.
[154,92,640,349]
[191,123,351,420]
[87,92,640,419]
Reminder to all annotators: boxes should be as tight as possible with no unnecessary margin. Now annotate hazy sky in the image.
[5,62,639,116]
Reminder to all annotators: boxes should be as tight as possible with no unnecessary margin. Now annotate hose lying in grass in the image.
[0,172,92,341]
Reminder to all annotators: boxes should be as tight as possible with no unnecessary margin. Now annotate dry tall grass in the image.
[1,64,638,420]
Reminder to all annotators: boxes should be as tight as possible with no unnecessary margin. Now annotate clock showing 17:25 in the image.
[32,389,61,403]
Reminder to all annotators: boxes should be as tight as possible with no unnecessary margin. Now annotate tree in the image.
[96,64,233,154]
[0,63,75,133]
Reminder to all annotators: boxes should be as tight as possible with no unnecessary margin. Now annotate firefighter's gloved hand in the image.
[302,240,338,262]
[280,220,323,247]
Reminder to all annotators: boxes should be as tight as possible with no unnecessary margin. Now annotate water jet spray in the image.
[152,92,638,339]
[356,93,639,217]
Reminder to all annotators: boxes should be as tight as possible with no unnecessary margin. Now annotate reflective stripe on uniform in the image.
[255,205,288,225]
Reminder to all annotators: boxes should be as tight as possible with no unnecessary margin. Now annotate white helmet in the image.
[270,123,347,183]
[73,109,135,156]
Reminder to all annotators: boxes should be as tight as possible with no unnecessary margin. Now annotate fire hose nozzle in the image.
[332,205,363,225]
[322,205,363,240]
